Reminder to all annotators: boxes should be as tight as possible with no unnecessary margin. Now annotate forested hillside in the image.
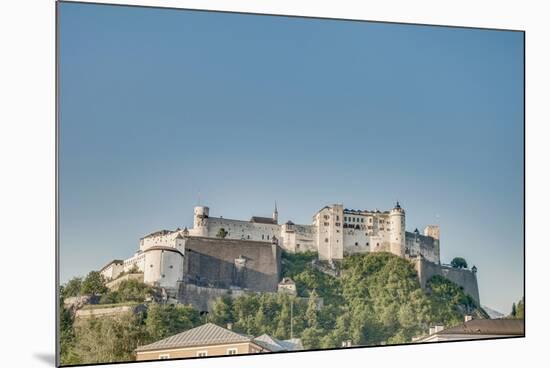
[60,252,487,365]
[209,252,487,348]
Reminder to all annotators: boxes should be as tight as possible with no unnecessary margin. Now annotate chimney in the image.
[227,323,233,330]
[464,314,473,322]
[434,324,445,333]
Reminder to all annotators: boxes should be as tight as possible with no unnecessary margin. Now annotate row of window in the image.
[158,348,238,360]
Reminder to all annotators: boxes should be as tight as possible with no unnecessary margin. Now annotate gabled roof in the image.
[437,319,524,336]
[250,216,277,224]
[136,323,252,352]
[254,334,303,352]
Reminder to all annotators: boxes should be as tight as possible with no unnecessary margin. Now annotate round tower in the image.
[193,206,209,237]
[389,201,405,258]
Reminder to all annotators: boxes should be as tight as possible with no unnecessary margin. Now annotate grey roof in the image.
[438,319,524,336]
[250,216,277,224]
[99,259,123,273]
[143,246,184,256]
[136,323,252,352]
[141,229,173,239]
[254,334,303,352]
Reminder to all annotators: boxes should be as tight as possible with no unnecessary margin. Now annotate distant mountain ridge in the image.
[483,305,505,319]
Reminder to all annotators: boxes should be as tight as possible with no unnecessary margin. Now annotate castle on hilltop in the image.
[99,202,479,306]
[185,202,441,264]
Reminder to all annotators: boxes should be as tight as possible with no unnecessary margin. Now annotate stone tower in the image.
[424,225,441,263]
[193,206,209,237]
[389,201,406,257]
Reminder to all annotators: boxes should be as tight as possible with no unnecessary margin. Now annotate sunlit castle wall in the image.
[190,206,282,243]
[315,204,344,261]
[142,247,185,288]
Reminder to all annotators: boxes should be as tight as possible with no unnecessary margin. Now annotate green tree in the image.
[59,291,80,365]
[72,312,148,364]
[511,302,517,317]
[301,327,324,349]
[305,290,319,329]
[516,297,525,319]
[81,271,108,296]
[210,296,234,326]
[450,257,468,269]
[145,304,201,342]
[216,228,229,238]
[63,277,83,298]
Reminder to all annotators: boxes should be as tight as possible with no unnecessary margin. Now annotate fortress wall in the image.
[415,258,480,304]
[184,237,281,292]
[177,283,249,312]
[205,218,281,242]
[406,232,439,264]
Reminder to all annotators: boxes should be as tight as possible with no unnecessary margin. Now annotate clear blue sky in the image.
[58,3,524,314]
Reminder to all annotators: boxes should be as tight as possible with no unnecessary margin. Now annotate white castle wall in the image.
[123,252,146,273]
[281,223,316,253]
[99,261,124,281]
[143,248,185,288]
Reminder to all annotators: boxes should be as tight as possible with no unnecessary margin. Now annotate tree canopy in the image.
[450,257,468,269]
[81,271,108,296]
[216,228,229,238]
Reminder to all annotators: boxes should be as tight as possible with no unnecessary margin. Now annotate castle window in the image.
[336,216,339,221]
[162,274,165,278]
[267,235,270,240]
[325,238,328,243]
[366,242,369,246]
[169,265,173,269]
[355,242,358,246]
[361,218,364,222]
[262,235,264,240]
[150,264,153,268]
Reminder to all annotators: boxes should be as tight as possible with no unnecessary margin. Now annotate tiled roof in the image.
[250,216,277,224]
[438,319,524,336]
[135,323,252,352]
[253,334,303,352]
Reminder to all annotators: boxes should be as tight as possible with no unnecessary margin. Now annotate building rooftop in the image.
[142,246,184,256]
[99,259,123,273]
[254,334,303,352]
[135,323,252,352]
[250,216,277,224]
[141,229,173,239]
[437,319,524,336]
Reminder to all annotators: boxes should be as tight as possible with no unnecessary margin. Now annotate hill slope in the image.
[210,251,487,348]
